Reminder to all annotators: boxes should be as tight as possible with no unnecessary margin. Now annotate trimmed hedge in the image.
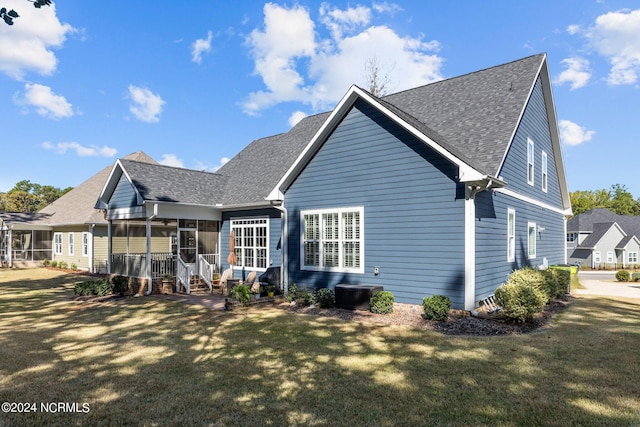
[616,270,630,282]
[370,291,394,314]
[632,272,640,282]
[74,279,111,297]
[422,295,451,321]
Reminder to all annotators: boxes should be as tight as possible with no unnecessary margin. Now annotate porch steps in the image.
[188,276,210,295]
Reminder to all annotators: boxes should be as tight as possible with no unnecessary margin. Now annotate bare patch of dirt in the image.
[277,297,573,336]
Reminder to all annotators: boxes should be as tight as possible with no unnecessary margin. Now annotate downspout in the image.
[144,203,158,295]
[89,224,95,273]
[464,185,477,313]
[273,202,288,295]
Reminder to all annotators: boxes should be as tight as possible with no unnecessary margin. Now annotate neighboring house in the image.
[567,208,640,268]
[96,53,571,310]
[0,152,172,272]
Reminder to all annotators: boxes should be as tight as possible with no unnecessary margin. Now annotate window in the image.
[68,233,74,256]
[527,138,535,186]
[301,207,364,273]
[541,151,548,192]
[606,251,614,264]
[628,252,638,264]
[566,233,577,242]
[231,218,268,269]
[594,252,601,264]
[82,232,89,257]
[507,209,516,262]
[54,233,62,255]
[528,222,536,259]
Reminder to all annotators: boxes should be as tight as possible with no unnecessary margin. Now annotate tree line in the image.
[0,180,72,213]
[570,184,640,217]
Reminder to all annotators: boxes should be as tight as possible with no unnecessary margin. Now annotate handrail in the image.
[176,256,190,294]
[198,255,213,291]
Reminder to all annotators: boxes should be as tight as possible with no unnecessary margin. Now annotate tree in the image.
[1,0,51,25]
[569,184,640,217]
[0,180,72,213]
[364,54,395,97]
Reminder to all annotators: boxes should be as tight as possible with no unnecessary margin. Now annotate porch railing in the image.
[110,253,175,278]
[198,254,219,291]
[176,256,190,293]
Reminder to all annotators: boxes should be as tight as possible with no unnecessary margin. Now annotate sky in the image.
[1,0,639,199]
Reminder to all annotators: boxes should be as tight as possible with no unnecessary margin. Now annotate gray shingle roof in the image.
[119,160,228,206]
[568,208,640,238]
[119,55,547,207]
[578,222,617,249]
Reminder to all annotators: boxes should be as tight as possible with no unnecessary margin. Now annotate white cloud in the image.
[191,30,213,64]
[559,120,595,146]
[566,24,581,35]
[18,83,73,119]
[288,111,308,127]
[0,0,74,79]
[554,57,591,90]
[372,2,403,15]
[586,8,640,85]
[42,141,117,157]
[242,3,443,115]
[194,156,230,172]
[128,85,165,123]
[159,154,184,168]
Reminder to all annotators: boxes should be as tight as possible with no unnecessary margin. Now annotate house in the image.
[567,208,640,268]
[0,151,172,272]
[95,53,571,310]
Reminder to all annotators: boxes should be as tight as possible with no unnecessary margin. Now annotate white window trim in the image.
[527,138,535,186]
[528,221,537,259]
[230,217,269,271]
[606,251,614,264]
[594,251,601,264]
[300,206,365,273]
[628,252,638,264]
[68,233,74,256]
[507,208,516,262]
[54,232,63,256]
[541,151,548,193]
[82,232,89,257]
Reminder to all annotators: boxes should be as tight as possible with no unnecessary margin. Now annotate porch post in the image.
[107,220,112,274]
[464,186,476,312]
[146,218,152,288]
[7,227,12,268]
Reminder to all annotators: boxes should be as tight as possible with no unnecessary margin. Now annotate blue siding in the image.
[285,99,467,307]
[499,78,563,210]
[220,208,282,275]
[108,173,138,209]
[474,77,566,301]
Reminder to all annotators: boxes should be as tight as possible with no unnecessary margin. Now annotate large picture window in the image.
[301,207,364,273]
[231,218,268,270]
[507,209,516,262]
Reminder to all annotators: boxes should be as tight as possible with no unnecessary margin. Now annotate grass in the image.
[1,268,639,426]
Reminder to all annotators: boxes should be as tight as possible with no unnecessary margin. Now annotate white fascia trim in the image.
[267,85,486,199]
[495,187,570,216]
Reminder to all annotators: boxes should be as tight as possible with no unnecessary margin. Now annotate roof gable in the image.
[578,222,626,249]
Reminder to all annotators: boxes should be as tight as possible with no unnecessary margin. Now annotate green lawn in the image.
[1,268,639,426]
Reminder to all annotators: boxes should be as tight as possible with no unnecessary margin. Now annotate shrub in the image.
[297,288,316,307]
[550,269,571,295]
[422,295,451,321]
[507,267,550,302]
[229,284,252,303]
[74,279,112,296]
[495,282,546,323]
[58,261,68,270]
[370,290,394,314]
[42,259,50,267]
[111,275,129,296]
[315,288,335,308]
[50,260,58,268]
[632,272,640,282]
[70,263,78,271]
[540,269,566,299]
[616,270,630,282]
[285,283,297,302]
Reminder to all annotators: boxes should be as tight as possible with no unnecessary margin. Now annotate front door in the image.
[178,220,198,277]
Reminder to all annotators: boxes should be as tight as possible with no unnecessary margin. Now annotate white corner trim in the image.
[495,187,569,216]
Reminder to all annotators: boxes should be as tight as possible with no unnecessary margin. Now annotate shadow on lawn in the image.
[1,269,639,426]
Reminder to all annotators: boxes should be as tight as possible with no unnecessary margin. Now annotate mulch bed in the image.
[276,296,573,336]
